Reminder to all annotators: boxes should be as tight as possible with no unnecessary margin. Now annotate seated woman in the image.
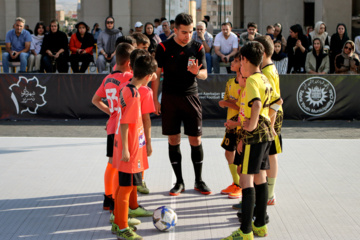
[305,38,330,74]
[272,40,288,74]
[69,22,94,73]
[335,40,360,74]
[40,20,69,73]
[28,22,46,72]
[285,24,309,73]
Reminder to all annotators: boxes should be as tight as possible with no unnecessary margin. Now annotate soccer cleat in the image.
[111,223,137,234]
[222,228,254,240]
[137,181,150,194]
[237,211,270,224]
[103,194,113,211]
[169,183,185,196]
[232,202,242,210]
[221,183,237,195]
[116,227,143,240]
[252,222,268,237]
[228,186,242,199]
[128,205,153,218]
[267,194,276,205]
[194,181,212,195]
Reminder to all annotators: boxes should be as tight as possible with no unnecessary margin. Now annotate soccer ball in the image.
[152,206,178,231]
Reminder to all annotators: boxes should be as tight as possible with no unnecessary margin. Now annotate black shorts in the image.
[269,134,282,155]
[161,94,202,136]
[221,131,238,151]
[106,134,115,157]
[234,141,270,174]
[118,171,142,187]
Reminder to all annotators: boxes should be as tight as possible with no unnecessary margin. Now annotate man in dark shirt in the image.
[152,13,211,196]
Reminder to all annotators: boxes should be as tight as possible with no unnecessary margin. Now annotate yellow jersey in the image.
[223,77,241,121]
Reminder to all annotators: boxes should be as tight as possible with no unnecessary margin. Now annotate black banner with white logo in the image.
[0,74,360,120]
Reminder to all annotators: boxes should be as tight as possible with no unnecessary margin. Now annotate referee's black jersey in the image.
[155,37,207,96]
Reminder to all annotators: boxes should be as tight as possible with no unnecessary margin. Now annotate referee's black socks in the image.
[191,143,204,183]
[169,143,183,184]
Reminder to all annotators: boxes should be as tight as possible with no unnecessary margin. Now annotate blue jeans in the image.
[205,53,212,73]
[2,52,30,73]
[212,54,234,73]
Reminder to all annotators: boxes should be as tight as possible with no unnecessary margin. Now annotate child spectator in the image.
[132,32,150,50]
[272,40,288,74]
[265,25,275,40]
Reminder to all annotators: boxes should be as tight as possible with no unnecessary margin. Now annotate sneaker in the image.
[232,202,242,210]
[221,183,237,195]
[222,228,254,240]
[237,211,270,224]
[169,182,185,196]
[128,205,153,218]
[267,194,276,205]
[111,223,137,234]
[103,194,113,211]
[116,227,143,240]
[110,213,141,226]
[194,181,212,195]
[137,181,150,194]
[228,186,242,199]
[252,222,268,237]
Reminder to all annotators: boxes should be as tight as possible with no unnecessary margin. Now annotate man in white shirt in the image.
[192,21,213,73]
[212,22,239,73]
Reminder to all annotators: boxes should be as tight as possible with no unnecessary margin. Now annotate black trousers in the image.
[70,53,93,73]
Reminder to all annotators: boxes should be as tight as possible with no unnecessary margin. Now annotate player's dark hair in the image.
[133,54,158,79]
[175,13,193,29]
[254,35,274,57]
[234,50,241,60]
[115,35,136,48]
[130,49,148,69]
[131,32,150,45]
[116,43,135,66]
[247,22,257,29]
[221,22,232,28]
[240,41,264,67]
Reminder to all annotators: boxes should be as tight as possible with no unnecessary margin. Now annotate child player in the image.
[112,53,157,240]
[254,35,283,205]
[222,41,280,240]
[92,43,135,212]
[219,51,242,199]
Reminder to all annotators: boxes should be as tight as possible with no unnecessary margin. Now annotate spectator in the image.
[131,32,150,50]
[273,23,287,52]
[156,17,167,35]
[69,21,94,73]
[40,20,69,73]
[285,24,309,73]
[2,17,32,73]
[355,35,360,55]
[330,23,349,73]
[192,21,213,73]
[28,21,46,72]
[96,16,122,73]
[239,22,262,48]
[154,18,160,35]
[266,25,275,40]
[91,23,101,43]
[170,20,175,31]
[134,21,143,33]
[306,26,314,37]
[143,22,161,52]
[272,40,288,74]
[159,20,173,42]
[203,15,213,35]
[25,24,33,34]
[129,29,134,35]
[335,40,359,74]
[118,26,123,35]
[305,38,330,74]
[212,22,239,73]
[308,21,330,52]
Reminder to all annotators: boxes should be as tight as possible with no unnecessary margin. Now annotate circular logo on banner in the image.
[296,77,336,116]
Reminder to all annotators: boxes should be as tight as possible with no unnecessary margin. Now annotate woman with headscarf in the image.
[308,21,330,52]
[305,38,330,74]
[330,23,349,73]
[273,23,287,52]
[285,24,309,73]
[28,22,46,72]
[143,22,161,53]
[335,40,359,74]
[40,19,69,73]
[69,21,94,73]
[96,16,122,73]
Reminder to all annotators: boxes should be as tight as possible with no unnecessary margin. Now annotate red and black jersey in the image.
[155,38,206,96]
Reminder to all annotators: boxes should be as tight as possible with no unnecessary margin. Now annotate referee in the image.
[152,13,211,196]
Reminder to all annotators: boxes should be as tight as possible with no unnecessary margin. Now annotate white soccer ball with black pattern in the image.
[152,206,178,231]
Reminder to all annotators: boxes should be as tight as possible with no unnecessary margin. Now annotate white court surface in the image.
[0,137,360,240]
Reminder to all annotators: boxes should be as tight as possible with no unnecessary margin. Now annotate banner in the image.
[1,73,360,120]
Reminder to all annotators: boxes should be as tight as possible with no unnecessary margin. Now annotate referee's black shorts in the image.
[161,93,202,136]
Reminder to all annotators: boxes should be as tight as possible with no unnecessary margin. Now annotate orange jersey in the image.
[139,86,155,114]
[112,84,148,173]
[95,71,133,134]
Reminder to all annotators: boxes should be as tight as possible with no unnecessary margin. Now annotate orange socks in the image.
[114,186,138,229]
[104,163,113,196]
